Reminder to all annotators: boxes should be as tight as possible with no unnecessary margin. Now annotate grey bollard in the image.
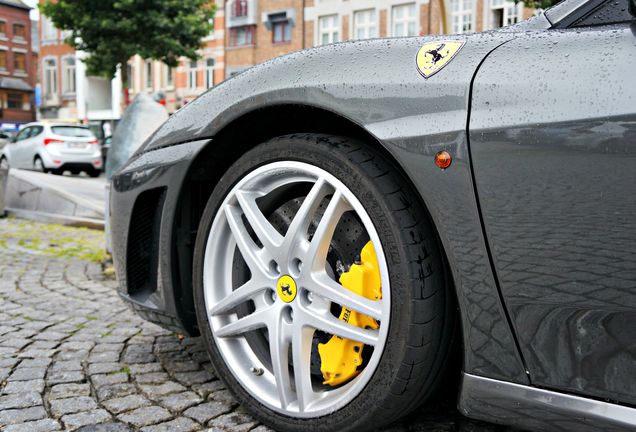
[0,168,7,217]
[105,93,169,180]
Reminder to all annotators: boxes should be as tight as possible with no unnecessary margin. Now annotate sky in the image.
[23,0,40,20]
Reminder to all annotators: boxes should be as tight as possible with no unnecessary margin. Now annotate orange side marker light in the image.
[435,151,452,170]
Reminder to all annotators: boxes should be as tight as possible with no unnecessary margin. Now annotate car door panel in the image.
[28,126,44,167]
[469,24,636,404]
[12,127,32,168]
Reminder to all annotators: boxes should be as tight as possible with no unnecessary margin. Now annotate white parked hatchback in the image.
[0,122,102,177]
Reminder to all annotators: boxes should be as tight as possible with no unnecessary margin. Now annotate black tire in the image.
[33,156,46,173]
[192,134,455,432]
[87,168,101,178]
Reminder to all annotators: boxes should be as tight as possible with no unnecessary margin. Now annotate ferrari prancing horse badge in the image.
[416,41,466,79]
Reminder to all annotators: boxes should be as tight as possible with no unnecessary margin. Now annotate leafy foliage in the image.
[520,0,560,10]
[40,0,215,87]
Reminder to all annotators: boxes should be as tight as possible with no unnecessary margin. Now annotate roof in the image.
[0,0,31,10]
[0,77,33,92]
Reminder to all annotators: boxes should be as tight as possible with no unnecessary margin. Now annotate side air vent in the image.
[126,187,166,297]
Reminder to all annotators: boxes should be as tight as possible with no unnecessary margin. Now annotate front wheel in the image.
[0,157,8,170]
[193,134,455,431]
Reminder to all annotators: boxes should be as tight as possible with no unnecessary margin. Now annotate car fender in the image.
[140,32,529,383]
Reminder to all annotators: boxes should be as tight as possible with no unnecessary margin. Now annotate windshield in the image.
[51,126,96,138]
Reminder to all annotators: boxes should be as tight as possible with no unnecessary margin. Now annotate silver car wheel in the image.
[202,161,391,418]
[0,158,8,170]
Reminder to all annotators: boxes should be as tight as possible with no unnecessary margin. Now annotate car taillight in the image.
[44,138,64,145]
[89,139,98,145]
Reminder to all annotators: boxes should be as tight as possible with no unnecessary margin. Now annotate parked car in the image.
[0,131,13,151]
[0,122,102,177]
[110,0,636,431]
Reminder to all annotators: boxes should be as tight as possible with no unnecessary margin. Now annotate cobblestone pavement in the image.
[0,218,510,432]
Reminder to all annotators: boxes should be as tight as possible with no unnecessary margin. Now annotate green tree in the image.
[40,0,215,104]
[522,0,559,9]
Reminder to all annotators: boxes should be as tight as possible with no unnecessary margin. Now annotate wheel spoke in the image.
[269,315,294,409]
[292,325,315,412]
[303,309,379,346]
[311,273,383,320]
[209,279,265,316]
[214,307,271,338]
[236,190,284,254]
[224,204,268,274]
[283,178,329,248]
[306,190,350,270]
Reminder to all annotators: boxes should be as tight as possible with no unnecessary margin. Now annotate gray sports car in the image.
[110,0,636,430]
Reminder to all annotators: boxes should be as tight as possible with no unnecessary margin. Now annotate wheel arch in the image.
[170,103,460,353]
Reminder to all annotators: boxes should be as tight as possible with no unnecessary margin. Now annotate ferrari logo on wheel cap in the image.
[277,275,297,303]
[416,40,465,79]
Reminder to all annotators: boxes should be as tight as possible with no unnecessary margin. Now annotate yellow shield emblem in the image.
[416,41,466,79]
[277,275,297,303]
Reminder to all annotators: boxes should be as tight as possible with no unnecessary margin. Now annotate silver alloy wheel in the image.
[34,157,44,172]
[203,161,391,418]
[0,158,8,170]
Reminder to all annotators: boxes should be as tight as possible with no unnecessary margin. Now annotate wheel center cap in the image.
[277,275,297,303]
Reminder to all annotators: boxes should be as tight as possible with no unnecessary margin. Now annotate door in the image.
[469,15,636,403]
[10,127,33,168]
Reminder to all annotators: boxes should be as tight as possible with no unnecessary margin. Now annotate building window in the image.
[41,16,57,43]
[232,0,248,18]
[0,21,6,38]
[43,58,58,98]
[166,65,174,88]
[13,23,26,41]
[318,15,339,45]
[229,25,255,47]
[14,52,26,72]
[272,20,291,44]
[0,50,6,70]
[392,4,417,37]
[145,61,153,89]
[205,58,214,89]
[7,92,23,109]
[489,0,522,28]
[451,0,475,33]
[127,64,133,90]
[353,9,377,39]
[188,61,198,89]
[505,2,522,25]
[62,57,76,94]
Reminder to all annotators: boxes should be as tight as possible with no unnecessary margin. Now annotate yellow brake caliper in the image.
[317,241,382,387]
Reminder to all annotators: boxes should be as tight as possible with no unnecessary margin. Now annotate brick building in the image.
[0,0,36,131]
[223,0,534,77]
[291,0,533,47]
[225,0,307,76]
[126,0,226,114]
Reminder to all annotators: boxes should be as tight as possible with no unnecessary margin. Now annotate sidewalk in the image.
[2,169,106,229]
[0,218,503,432]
